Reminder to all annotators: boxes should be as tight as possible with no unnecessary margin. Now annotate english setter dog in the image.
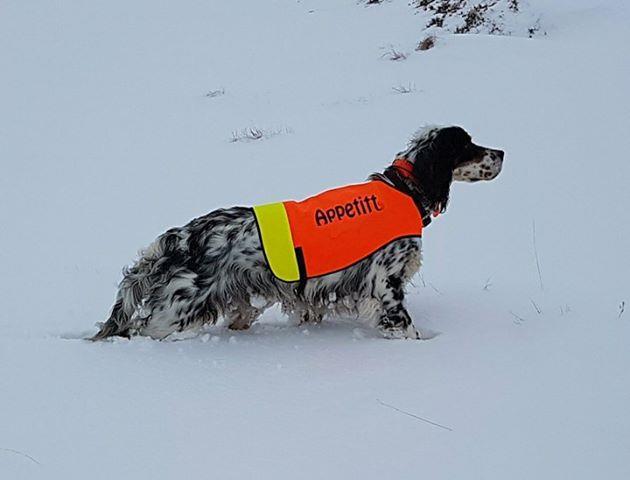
[92,126,503,341]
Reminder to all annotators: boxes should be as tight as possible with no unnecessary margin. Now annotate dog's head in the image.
[396,125,504,212]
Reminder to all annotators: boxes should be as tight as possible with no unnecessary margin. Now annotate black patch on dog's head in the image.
[411,126,477,212]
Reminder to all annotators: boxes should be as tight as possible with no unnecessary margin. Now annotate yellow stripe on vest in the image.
[253,202,300,282]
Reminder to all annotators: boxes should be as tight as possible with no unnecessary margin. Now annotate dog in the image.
[91,126,503,341]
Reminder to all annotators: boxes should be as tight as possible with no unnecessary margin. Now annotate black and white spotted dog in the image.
[91,126,503,341]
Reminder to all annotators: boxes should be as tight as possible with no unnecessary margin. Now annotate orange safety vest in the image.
[253,180,424,282]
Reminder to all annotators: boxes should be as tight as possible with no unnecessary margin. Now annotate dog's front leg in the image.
[284,305,323,326]
[375,277,421,340]
[377,304,421,339]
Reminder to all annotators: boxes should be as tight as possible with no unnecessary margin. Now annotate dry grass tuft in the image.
[392,83,416,94]
[382,48,408,61]
[205,88,225,98]
[416,35,437,51]
[230,127,292,143]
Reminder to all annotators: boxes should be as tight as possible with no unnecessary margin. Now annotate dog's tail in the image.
[89,263,152,341]
[90,231,179,341]
[89,296,130,340]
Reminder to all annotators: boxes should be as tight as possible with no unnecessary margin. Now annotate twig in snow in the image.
[377,399,453,432]
[427,281,442,295]
[482,277,492,291]
[509,310,525,325]
[0,447,41,466]
[205,87,225,98]
[530,298,542,314]
[418,273,441,294]
[619,301,625,319]
[230,127,262,142]
[532,220,544,291]
[392,82,416,94]
[230,127,292,143]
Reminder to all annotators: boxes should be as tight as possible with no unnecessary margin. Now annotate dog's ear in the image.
[413,126,471,213]
[427,126,472,163]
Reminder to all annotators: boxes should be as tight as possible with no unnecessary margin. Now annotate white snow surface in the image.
[1,0,629,478]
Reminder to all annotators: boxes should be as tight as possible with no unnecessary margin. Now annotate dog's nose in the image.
[496,149,505,160]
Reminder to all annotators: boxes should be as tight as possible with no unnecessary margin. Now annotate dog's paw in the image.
[380,324,422,340]
[228,321,252,331]
[298,311,323,326]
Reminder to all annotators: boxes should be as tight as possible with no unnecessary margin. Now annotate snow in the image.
[1,0,629,478]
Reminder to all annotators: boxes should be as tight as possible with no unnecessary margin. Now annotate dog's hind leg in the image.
[226,304,263,331]
[293,304,325,325]
[298,309,323,325]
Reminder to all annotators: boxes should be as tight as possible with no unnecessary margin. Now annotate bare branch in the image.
[530,298,542,314]
[509,310,525,325]
[0,447,41,466]
[377,399,453,431]
[427,281,442,295]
